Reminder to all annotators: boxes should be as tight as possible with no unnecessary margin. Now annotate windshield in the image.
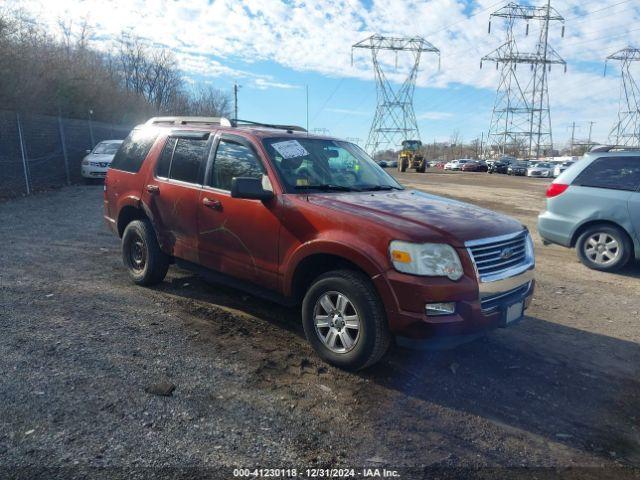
[514,162,529,167]
[93,142,121,155]
[262,138,403,193]
[401,140,421,151]
[534,162,552,168]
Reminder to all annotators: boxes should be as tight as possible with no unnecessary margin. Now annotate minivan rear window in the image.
[110,128,159,173]
[573,156,640,192]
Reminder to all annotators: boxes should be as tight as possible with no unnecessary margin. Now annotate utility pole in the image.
[587,121,595,147]
[605,47,640,147]
[569,121,576,155]
[352,35,440,156]
[481,1,566,159]
[233,83,240,120]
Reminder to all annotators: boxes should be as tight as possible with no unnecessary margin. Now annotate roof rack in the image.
[589,144,640,152]
[232,119,307,132]
[145,116,232,127]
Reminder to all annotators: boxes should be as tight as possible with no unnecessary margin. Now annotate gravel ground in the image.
[0,173,639,479]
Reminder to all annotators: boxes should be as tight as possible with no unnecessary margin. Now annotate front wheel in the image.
[302,270,390,370]
[576,225,632,272]
[122,219,170,285]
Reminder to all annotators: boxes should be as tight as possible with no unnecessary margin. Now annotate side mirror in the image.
[86,149,92,154]
[231,177,274,201]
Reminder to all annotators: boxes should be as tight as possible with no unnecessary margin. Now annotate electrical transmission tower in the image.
[481,1,566,159]
[352,35,439,155]
[605,47,640,147]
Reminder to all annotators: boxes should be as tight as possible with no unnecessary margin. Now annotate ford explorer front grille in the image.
[466,231,532,281]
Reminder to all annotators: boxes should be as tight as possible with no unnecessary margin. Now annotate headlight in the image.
[389,241,464,280]
[82,159,89,166]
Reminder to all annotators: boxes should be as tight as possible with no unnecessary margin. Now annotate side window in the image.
[169,138,208,184]
[574,157,640,192]
[155,137,177,178]
[110,128,158,173]
[210,139,264,190]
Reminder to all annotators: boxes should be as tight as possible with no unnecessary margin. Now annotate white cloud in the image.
[417,111,454,120]
[326,108,369,115]
[252,78,300,90]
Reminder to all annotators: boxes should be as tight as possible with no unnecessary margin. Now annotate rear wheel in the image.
[122,219,170,285]
[576,224,632,272]
[302,270,390,370]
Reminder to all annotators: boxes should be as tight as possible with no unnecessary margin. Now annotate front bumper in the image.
[377,239,535,345]
[81,165,109,178]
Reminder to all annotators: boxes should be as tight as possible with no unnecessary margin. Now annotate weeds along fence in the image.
[0,110,133,199]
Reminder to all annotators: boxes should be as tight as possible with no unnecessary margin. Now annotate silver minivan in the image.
[538,146,640,271]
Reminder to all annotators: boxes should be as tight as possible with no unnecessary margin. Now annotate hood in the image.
[90,154,116,162]
[307,189,523,246]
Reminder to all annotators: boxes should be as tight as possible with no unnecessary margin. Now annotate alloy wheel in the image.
[313,291,361,354]
[584,232,620,266]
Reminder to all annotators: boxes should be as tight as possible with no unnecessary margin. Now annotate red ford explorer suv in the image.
[105,117,535,370]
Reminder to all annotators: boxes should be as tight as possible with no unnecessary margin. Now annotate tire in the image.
[302,270,390,371]
[398,161,407,173]
[576,224,632,272]
[122,219,170,285]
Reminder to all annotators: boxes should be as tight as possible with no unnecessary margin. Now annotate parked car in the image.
[81,140,123,182]
[527,162,554,178]
[461,161,488,172]
[553,161,575,177]
[434,161,447,169]
[387,159,398,169]
[105,116,535,370]
[377,160,388,168]
[507,161,529,176]
[444,159,470,171]
[488,159,513,174]
[538,146,640,272]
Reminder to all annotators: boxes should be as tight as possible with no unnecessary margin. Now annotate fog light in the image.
[426,302,455,316]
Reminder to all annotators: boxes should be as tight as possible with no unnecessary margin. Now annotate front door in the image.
[197,135,281,291]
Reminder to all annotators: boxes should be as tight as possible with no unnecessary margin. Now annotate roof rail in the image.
[232,119,307,132]
[145,116,232,127]
[589,144,640,152]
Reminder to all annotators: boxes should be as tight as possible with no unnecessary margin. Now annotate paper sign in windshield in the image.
[271,140,309,159]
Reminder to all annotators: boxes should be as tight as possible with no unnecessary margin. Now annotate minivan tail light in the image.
[546,183,568,198]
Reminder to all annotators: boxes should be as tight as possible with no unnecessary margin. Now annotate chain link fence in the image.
[0,110,133,199]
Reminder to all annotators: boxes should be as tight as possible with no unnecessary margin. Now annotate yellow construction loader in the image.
[397,140,426,173]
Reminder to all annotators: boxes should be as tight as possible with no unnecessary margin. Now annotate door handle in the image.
[202,197,222,210]
[146,184,160,195]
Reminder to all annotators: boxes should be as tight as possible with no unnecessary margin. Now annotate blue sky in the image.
[10,0,640,148]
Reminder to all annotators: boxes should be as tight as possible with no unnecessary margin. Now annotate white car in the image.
[444,159,470,171]
[81,140,123,182]
[527,162,554,178]
[553,161,575,177]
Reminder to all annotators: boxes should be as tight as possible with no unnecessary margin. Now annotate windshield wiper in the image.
[293,184,360,192]
[358,185,403,191]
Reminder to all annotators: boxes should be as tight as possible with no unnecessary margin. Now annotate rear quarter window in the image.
[573,156,640,192]
[110,128,159,173]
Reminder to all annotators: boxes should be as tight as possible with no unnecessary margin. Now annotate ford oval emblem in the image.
[500,247,514,260]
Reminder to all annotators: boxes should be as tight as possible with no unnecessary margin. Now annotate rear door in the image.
[197,134,281,290]
[142,131,211,264]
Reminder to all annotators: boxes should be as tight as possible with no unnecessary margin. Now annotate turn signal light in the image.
[546,183,568,198]
[391,250,411,263]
